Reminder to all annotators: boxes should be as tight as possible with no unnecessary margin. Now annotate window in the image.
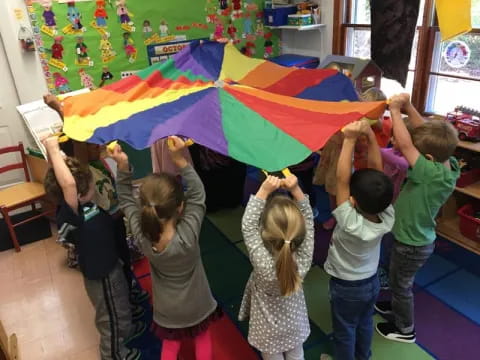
[336,0,480,115]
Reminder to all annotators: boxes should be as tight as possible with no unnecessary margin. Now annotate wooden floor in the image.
[0,227,100,360]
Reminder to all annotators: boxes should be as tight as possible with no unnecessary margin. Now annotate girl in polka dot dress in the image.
[239,175,315,360]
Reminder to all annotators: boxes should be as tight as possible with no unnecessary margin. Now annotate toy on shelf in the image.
[446,106,480,142]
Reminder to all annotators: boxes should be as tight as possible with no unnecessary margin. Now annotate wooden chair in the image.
[0,143,53,252]
[0,319,18,360]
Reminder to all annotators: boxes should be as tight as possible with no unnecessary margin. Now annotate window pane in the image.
[431,32,480,80]
[350,0,425,25]
[345,27,371,58]
[426,75,480,114]
[473,0,480,27]
[350,0,370,24]
[381,71,415,98]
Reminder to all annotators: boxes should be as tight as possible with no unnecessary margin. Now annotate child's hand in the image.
[256,175,281,200]
[389,93,410,112]
[282,174,298,191]
[107,143,129,171]
[43,94,62,113]
[167,136,188,169]
[167,136,187,153]
[42,135,60,152]
[343,121,363,139]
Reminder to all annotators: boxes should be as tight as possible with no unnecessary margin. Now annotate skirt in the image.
[151,306,223,341]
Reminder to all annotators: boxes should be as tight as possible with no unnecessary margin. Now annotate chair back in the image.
[0,143,30,182]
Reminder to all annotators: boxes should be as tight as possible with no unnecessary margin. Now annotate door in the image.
[0,33,33,187]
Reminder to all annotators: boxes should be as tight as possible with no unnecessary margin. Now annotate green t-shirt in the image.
[393,155,460,246]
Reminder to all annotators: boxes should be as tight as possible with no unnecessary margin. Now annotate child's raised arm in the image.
[402,94,424,129]
[43,136,78,213]
[390,94,420,167]
[336,122,362,206]
[362,120,383,171]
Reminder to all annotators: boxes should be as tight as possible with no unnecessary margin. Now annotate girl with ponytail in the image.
[110,136,220,360]
[239,175,315,360]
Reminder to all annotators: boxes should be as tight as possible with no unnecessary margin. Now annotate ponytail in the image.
[261,195,306,297]
[276,239,301,297]
[141,205,164,243]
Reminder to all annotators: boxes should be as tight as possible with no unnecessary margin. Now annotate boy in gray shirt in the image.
[324,120,395,360]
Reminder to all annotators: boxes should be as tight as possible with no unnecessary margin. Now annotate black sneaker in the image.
[124,322,146,345]
[376,322,416,343]
[130,287,149,305]
[374,301,392,315]
[124,348,142,360]
[131,305,145,321]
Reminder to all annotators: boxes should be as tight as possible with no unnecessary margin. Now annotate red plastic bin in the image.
[458,204,480,243]
[456,168,480,188]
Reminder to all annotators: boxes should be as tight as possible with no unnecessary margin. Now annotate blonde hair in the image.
[139,173,184,243]
[411,119,459,162]
[261,195,306,297]
[359,87,387,102]
[44,157,92,202]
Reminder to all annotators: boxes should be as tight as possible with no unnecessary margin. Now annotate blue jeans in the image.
[329,274,380,360]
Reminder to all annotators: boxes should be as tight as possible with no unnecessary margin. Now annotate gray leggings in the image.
[262,345,304,360]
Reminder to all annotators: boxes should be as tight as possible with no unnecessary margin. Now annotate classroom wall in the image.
[0,0,48,103]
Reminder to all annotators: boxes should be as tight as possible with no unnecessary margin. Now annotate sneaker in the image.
[131,305,145,321]
[376,322,416,343]
[124,322,146,345]
[124,348,142,360]
[374,301,392,315]
[378,267,389,290]
[130,287,149,305]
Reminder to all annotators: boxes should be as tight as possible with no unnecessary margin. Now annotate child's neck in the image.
[358,208,381,223]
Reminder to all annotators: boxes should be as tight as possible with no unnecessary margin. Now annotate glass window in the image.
[350,0,425,25]
[345,27,371,58]
[473,0,480,27]
[426,32,480,114]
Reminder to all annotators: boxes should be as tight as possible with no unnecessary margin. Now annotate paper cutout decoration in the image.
[75,36,90,63]
[53,72,70,93]
[94,0,108,27]
[78,68,96,90]
[122,32,137,62]
[99,66,114,87]
[62,41,386,171]
[116,0,131,24]
[159,20,169,37]
[99,34,116,62]
[42,3,56,28]
[67,2,83,30]
[436,0,472,41]
[143,20,152,38]
[51,36,64,59]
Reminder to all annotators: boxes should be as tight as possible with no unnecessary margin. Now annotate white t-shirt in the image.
[324,201,395,281]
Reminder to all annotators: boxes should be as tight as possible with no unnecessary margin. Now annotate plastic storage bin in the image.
[264,6,297,26]
[287,14,313,26]
[458,204,480,243]
[269,54,320,69]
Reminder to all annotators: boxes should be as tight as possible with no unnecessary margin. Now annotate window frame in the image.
[333,0,480,115]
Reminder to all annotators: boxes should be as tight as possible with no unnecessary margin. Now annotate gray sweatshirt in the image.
[117,165,217,328]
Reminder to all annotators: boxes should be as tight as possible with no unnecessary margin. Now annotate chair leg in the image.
[0,207,20,252]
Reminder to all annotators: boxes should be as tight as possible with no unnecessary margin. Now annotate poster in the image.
[27,0,278,94]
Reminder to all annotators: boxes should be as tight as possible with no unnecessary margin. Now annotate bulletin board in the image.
[26,0,278,94]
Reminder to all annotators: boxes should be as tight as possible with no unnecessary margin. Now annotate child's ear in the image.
[349,196,356,207]
[425,154,434,161]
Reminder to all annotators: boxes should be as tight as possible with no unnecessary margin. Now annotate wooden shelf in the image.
[437,216,480,255]
[457,140,480,153]
[455,182,480,199]
[267,24,326,31]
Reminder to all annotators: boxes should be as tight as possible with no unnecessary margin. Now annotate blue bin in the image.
[270,54,320,69]
[264,6,297,26]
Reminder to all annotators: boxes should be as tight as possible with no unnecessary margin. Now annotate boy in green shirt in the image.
[375,94,460,343]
